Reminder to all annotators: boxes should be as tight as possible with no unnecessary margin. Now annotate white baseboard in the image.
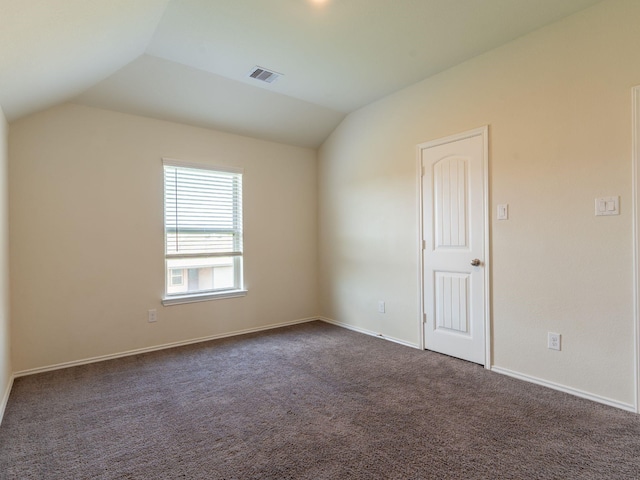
[320,317,636,413]
[9,317,634,416]
[0,373,14,426]
[319,316,420,350]
[491,366,636,413]
[14,317,319,378]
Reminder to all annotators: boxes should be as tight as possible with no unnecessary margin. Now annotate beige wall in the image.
[9,103,318,372]
[319,0,639,406]
[0,106,10,414]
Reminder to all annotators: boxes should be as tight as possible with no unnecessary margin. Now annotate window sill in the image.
[162,289,248,306]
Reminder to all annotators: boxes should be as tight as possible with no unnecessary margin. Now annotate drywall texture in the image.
[0,106,10,409]
[9,103,318,372]
[318,0,638,406]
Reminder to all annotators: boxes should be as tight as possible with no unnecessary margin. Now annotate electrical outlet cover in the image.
[548,332,561,351]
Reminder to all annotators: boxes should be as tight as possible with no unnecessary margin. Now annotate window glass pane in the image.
[164,163,243,298]
[166,256,239,294]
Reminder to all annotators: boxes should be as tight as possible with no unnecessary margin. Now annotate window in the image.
[163,160,245,304]
[170,269,184,286]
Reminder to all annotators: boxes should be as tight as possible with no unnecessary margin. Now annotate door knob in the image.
[470,258,481,267]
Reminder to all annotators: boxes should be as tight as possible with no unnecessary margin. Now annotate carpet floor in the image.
[1,321,640,479]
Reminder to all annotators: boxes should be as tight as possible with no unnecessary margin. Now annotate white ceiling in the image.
[0,0,603,148]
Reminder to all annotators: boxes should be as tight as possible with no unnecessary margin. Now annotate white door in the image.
[419,127,488,365]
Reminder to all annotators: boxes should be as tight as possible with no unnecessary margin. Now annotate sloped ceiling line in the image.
[0,0,603,148]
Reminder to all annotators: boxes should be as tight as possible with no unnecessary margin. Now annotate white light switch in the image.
[595,196,619,216]
[497,204,509,220]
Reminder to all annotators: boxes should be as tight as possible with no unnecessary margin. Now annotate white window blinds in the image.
[164,162,243,258]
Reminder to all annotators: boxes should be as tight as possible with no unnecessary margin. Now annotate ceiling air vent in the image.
[247,66,282,84]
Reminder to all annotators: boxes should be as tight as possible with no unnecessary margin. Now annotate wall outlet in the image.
[378,301,386,313]
[548,332,561,351]
[148,309,157,323]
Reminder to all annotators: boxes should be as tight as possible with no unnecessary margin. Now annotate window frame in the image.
[161,159,247,306]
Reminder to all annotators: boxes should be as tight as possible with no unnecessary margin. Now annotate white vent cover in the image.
[247,66,282,84]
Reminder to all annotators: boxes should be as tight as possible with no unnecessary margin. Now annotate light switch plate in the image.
[497,204,509,220]
[595,196,619,216]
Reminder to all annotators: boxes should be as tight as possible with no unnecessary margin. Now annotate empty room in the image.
[1,0,640,478]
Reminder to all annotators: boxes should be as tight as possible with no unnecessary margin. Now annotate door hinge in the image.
[422,239,426,250]
[421,166,426,177]
[423,312,427,324]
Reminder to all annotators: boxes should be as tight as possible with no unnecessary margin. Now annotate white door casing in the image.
[418,127,490,366]
[632,86,640,413]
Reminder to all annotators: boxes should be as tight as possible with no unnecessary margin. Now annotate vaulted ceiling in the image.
[0,0,603,148]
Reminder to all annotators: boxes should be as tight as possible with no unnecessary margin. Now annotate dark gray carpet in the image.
[1,321,639,479]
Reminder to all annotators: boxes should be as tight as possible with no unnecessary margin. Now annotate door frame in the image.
[417,126,492,369]
[632,86,640,413]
